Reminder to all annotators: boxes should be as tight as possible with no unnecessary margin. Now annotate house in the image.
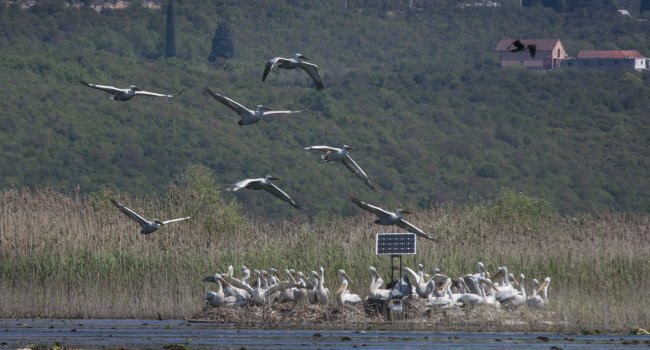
[495,39,567,70]
[568,50,649,71]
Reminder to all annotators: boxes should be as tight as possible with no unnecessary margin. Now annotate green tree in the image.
[208,22,234,63]
[165,0,175,58]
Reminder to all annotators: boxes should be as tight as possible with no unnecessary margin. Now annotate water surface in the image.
[1,319,648,349]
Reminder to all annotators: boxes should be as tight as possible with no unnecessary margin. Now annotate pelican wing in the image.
[349,194,391,217]
[262,57,288,81]
[204,88,251,115]
[79,81,123,94]
[509,39,525,51]
[400,266,420,283]
[342,156,375,190]
[110,199,149,227]
[161,216,191,225]
[223,276,254,296]
[266,183,299,208]
[298,61,324,90]
[262,105,310,117]
[528,44,537,58]
[134,89,184,98]
[224,178,258,192]
[266,281,300,296]
[304,145,340,153]
[396,218,434,240]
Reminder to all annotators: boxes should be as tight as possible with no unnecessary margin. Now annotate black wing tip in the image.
[79,80,90,85]
[176,89,186,97]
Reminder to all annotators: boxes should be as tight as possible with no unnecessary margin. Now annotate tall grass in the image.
[0,180,647,331]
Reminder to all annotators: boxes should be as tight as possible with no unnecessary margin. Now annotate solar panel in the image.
[376,233,417,255]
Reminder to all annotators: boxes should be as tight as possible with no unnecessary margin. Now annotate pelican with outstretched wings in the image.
[79,81,184,101]
[110,198,190,234]
[262,53,324,91]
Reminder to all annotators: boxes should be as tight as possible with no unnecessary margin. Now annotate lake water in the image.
[1,319,649,349]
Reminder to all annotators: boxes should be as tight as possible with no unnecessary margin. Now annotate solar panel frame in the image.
[376,233,417,255]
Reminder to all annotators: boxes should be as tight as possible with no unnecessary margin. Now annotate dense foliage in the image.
[0,1,648,216]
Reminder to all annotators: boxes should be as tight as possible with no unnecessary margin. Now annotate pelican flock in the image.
[75,42,554,324]
[79,81,185,101]
[201,262,551,317]
[109,198,190,234]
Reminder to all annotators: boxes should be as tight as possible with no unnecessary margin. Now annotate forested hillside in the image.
[0,1,648,216]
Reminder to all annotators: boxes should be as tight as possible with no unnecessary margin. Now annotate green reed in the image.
[0,182,647,331]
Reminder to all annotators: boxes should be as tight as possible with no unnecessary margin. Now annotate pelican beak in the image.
[343,272,353,284]
[202,276,216,283]
[401,210,412,215]
[270,176,280,181]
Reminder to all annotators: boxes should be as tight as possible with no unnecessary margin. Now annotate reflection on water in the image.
[1,319,649,349]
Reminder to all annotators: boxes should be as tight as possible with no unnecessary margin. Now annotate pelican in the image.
[401,264,432,298]
[348,193,434,240]
[313,266,330,305]
[527,278,545,308]
[262,53,324,90]
[109,198,190,234]
[204,279,237,308]
[305,145,375,190]
[203,273,251,307]
[294,271,312,304]
[335,269,361,306]
[367,266,390,300]
[79,81,184,101]
[507,39,536,58]
[224,175,299,209]
[500,274,527,309]
[204,88,309,125]
[225,269,300,305]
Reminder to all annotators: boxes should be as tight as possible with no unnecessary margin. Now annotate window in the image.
[557,48,561,57]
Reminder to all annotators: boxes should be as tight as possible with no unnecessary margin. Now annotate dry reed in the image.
[0,185,648,332]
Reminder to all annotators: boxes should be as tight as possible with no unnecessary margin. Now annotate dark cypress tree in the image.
[641,0,650,13]
[208,22,234,63]
[165,0,176,58]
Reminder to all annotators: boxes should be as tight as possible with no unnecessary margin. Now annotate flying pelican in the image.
[203,273,251,307]
[109,198,190,234]
[224,175,299,209]
[204,88,309,125]
[336,269,362,306]
[367,266,390,301]
[262,53,324,91]
[348,193,434,240]
[507,39,536,58]
[305,145,375,190]
[79,81,184,101]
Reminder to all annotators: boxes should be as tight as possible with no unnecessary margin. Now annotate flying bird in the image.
[109,198,190,234]
[349,193,434,240]
[508,39,536,58]
[262,53,324,91]
[305,145,375,190]
[204,88,309,125]
[224,175,300,209]
[79,81,184,101]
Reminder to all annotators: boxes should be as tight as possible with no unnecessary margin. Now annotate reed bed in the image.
[0,183,648,332]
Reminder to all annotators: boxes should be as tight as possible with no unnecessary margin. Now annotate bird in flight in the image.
[262,53,324,91]
[508,39,536,58]
[79,81,185,101]
[204,88,309,125]
[110,198,190,234]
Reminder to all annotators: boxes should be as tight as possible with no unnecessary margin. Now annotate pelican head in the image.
[295,53,309,60]
[337,269,353,283]
[129,85,140,91]
[265,175,280,181]
[256,104,264,111]
[342,144,355,150]
[153,219,165,226]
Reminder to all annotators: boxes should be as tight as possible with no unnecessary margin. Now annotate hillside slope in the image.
[0,1,648,215]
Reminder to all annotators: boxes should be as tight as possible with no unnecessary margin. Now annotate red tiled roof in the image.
[495,39,562,51]
[577,50,645,59]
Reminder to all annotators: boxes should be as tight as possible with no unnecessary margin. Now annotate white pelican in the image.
[457,278,500,308]
[313,266,330,305]
[336,269,362,306]
[204,279,237,308]
[225,269,300,305]
[493,266,517,301]
[349,193,434,240]
[305,145,375,190]
[294,271,312,304]
[508,39,536,58]
[401,264,432,298]
[109,198,190,234]
[203,273,250,307]
[500,274,527,309]
[367,266,390,300]
[240,266,251,286]
[79,81,184,101]
[527,279,545,308]
[204,88,309,125]
[307,270,320,304]
[224,175,299,209]
[262,53,324,91]
[278,269,298,302]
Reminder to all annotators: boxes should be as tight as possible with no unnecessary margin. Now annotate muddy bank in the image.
[191,297,572,332]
